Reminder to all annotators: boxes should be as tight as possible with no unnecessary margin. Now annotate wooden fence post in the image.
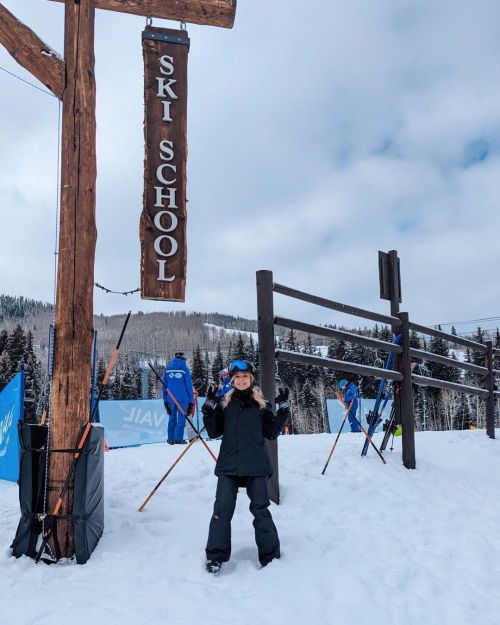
[387,250,403,442]
[485,340,496,439]
[256,270,279,504]
[397,312,416,469]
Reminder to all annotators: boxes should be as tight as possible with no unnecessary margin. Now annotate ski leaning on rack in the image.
[361,334,402,457]
[34,311,131,564]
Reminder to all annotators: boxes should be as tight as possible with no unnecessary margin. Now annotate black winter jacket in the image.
[203,387,289,477]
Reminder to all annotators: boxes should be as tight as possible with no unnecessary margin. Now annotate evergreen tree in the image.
[147,372,156,399]
[191,345,206,380]
[121,362,136,400]
[302,334,320,386]
[426,327,461,429]
[246,334,256,364]
[378,325,393,344]
[427,329,460,383]
[232,333,247,360]
[134,367,143,398]
[23,331,42,420]
[191,345,206,391]
[0,329,8,355]
[109,372,122,400]
[493,328,500,392]
[298,379,322,433]
[493,329,500,381]
[211,343,225,385]
[471,326,485,367]
[203,350,211,394]
[304,334,316,355]
[0,352,12,392]
[277,329,302,398]
[226,340,233,365]
[6,324,27,374]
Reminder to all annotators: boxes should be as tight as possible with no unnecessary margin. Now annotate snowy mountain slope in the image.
[1,430,500,625]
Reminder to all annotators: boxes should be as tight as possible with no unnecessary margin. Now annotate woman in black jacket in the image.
[202,359,289,574]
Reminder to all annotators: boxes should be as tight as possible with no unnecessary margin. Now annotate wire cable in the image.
[94,283,140,296]
[0,64,57,98]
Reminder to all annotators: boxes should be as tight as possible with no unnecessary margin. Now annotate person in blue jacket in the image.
[163,352,194,444]
[338,379,360,432]
[215,367,232,399]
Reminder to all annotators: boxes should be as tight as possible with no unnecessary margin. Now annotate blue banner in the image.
[326,397,393,433]
[99,397,208,448]
[0,371,24,482]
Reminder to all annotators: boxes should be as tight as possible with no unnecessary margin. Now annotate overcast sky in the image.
[1,0,500,334]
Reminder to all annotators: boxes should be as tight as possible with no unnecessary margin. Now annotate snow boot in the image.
[206,560,221,574]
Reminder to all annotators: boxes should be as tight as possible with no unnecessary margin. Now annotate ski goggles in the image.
[228,359,256,376]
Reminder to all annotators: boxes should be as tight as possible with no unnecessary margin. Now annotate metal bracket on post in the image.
[142,29,190,49]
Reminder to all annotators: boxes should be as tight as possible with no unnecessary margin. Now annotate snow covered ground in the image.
[1,430,500,625]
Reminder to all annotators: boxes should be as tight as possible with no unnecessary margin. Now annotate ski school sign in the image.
[141,26,189,302]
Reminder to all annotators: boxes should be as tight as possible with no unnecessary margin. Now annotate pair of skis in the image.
[361,334,402,457]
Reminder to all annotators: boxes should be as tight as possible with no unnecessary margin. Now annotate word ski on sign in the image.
[141,26,189,301]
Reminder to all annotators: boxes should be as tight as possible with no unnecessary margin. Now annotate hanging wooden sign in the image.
[141,26,189,301]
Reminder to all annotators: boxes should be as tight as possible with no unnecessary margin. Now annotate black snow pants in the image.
[205,475,281,566]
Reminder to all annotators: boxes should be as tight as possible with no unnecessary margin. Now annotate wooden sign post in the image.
[0,0,236,559]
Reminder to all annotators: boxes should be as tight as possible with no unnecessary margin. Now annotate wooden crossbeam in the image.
[0,3,65,99]
[48,0,237,28]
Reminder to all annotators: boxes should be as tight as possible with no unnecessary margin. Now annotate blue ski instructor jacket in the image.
[162,356,194,406]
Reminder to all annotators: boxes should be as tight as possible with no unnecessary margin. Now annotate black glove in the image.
[275,387,289,409]
[164,401,171,416]
[202,385,218,412]
[187,402,194,416]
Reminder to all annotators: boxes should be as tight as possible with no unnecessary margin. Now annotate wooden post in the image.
[256,270,279,504]
[48,0,97,557]
[397,312,416,469]
[485,340,495,439]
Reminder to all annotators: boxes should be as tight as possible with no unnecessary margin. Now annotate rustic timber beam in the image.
[48,0,237,28]
[0,3,65,99]
[48,0,97,558]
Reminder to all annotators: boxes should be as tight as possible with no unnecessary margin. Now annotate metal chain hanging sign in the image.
[141,25,189,301]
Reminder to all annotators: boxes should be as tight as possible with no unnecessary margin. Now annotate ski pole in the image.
[35,312,131,563]
[321,400,353,475]
[353,415,386,465]
[336,392,386,465]
[148,362,217,463]
[90,311,131,422]
[138,433,202,512]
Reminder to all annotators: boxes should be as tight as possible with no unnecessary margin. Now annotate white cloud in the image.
[1,0,500,333]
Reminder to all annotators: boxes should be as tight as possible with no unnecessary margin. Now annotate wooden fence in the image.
[256,251,498,503]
